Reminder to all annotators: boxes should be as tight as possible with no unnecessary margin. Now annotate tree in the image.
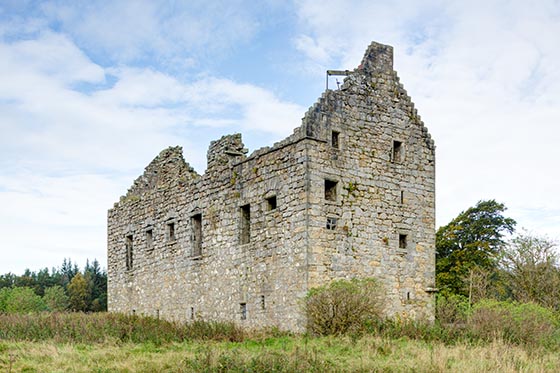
[436,200,516,296]
[84,259,107,312]
[0,273,16,289]
[501,231,560,309]
[3,287,46,313]
[44,285,70,312]
[67,273,89,312]
[0,258,108,313]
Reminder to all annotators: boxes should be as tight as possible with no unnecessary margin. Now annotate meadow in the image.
[1,312,560,372]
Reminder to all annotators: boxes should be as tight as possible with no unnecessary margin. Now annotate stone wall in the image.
[303,42,436,320]
[107,41,436,331]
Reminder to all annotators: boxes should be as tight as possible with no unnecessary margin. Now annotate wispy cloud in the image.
[293,0,560,237]
[0,17,304,273]
[1,0,559,275]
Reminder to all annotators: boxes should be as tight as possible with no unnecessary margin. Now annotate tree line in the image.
[436,199,560,310]
[0,259,107,313]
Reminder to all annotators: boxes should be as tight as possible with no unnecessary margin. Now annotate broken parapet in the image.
[206,134,248,172]
[118,146,198,204]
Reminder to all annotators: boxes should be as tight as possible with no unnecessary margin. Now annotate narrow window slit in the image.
[392,140,403,162]
[331,131,340,149]
[167,221,176,242]
[145,229,153,251]
[240,303,247,320]
[191,214,202,256]
[240,204,251,244]
[125,235,133,270]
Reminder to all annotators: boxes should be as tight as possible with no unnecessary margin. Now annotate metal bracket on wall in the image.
[326,70,350,90]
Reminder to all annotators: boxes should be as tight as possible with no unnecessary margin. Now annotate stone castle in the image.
[107,41,436,331]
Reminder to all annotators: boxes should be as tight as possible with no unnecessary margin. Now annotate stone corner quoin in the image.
[107,41,436,332]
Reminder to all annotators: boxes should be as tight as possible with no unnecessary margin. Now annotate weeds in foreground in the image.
[1,336,559,372]
[0,312,246,345]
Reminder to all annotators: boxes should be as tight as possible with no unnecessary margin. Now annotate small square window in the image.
[266,196,277,211]
[331,131,340,149]
[399,234,407,249]
[325,180,337,201]
[326,217,338,230]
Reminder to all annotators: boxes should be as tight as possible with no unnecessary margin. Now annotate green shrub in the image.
[0,288,9,312]
[2,287,46,313]
[43,286,69,312]
[468,299,560,348]
[435,293,471,324]
[304,278,384,336]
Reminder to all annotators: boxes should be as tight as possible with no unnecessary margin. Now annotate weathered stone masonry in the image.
[107,41,436,331]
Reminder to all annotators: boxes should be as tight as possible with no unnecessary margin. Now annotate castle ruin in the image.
[107,41,436,331]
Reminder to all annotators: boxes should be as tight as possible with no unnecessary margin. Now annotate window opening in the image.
[392,140,403,163]
[125,235,133,270]
[261,295,266,310]
[167,221,176,242]
[331,131,340,149]
[240,303,247,320]
[325,180,338,201]
[191,214,202,256]
[240,204,251,244]
[145,229,153,250]
[266,196,277,211]
[400,191,404,204]
[399,234,407,249]
[326,217,338,230]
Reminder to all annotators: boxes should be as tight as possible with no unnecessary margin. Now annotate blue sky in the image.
[1,0,559,274]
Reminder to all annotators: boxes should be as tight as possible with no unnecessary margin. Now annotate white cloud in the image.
[0,28,305,273]
[293,0,560,238]
[39,0,262,65]
[1,0,559,274]
[0,172,122,272]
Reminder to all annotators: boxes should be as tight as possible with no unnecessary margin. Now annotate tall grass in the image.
[0,312,245,345]
[1,299,559,350]
[2,335,559,372]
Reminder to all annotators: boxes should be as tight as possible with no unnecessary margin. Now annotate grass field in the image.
[1,312,559,372]
[2,336,560,372]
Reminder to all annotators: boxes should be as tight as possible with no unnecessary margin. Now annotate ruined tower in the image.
[107,41,436,331]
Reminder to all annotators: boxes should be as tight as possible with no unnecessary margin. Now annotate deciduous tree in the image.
[436,200,516,296]
[44,285,70,312]
[67,273,89,312]
[501,231,560,309]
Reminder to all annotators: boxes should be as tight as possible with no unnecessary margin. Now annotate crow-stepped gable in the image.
[107,41,436,331]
